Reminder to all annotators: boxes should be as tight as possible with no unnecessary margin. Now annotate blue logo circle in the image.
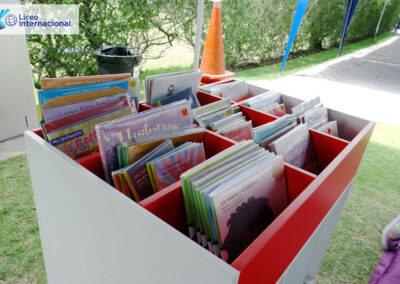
[5,14,17,27]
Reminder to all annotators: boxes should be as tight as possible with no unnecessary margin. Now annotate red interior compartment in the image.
[239,105,278,126]
[197,90,223,106]
[139,130,236,234]
[139,161,316,259]
[309,129,349,172]
[231,121,374,284]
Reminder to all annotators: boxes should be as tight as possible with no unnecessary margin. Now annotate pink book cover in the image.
[44,96,133,134]
[152,143,206,190]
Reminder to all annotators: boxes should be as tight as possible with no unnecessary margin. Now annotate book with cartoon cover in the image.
[46,98,134,160]
[96,100,193,184]
[123,140,174,201]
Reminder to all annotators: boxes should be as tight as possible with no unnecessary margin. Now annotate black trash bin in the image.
[94,46,142,76]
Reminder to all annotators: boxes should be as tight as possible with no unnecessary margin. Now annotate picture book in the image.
[42,94,135,123]
[38,79,129,106]
[216,120,252,142]
[146,71,202,106]
[210,155,287,262]
[123,140,174,201]
[291,96,320,117]
[259,122,296,149]
[148,142,206,191]
[120,128,205,167]
[43,96,133,134]
[40,73,131,90]
[95,100,193,184]
[251,114,296,144]
[268,124,318,173]
[214,80,248,102]
[181,141,255,239]
[157,86,200,109]
[46,102,134,160]
[40,87,128,111]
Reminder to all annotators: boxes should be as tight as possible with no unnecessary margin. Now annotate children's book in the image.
[209,155,287,262]
[43,97,133,134]
[251,114,296,144]
[46,101,134,160]
[157,86,200,109]
[217,120,252,142]
[96,100,193,184]
[38,79,129,106]
[40,73,131,90]
[42,93,134,122]
[148,142,206,191]
[123,140,174,201]
[146,71,202,106]
[120,128,205,168]
[268,124,318,173]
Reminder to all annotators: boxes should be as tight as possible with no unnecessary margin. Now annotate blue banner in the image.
[280,0,310,74]
[338,0,359,56]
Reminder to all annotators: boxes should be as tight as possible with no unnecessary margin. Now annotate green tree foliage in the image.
[27,0,400,87]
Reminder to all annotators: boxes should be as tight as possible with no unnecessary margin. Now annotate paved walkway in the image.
[250,35,400,127]
[1,35,399,161]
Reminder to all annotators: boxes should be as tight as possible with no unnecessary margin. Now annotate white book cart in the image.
[25,82,374,283]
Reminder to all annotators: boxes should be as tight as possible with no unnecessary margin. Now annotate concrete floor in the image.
[251,36,400,127]
[0,135,25,161]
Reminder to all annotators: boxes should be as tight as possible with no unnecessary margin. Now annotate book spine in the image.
[95,125,112,184]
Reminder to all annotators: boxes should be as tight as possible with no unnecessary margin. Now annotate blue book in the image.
[38,79,129,106]
[158,87,200,109]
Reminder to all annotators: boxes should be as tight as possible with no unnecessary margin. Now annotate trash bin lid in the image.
[94,46,142,65]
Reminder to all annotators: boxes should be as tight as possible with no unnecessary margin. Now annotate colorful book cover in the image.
[158,86,200,109]
[41,87,128,111]
[210,155,287,262]
[43,97,133,134]
[40,73,131,90]
[251,114,296,144]
[123,140,174,202]
[149,142,206,191]
[121,129,205,167]
[96,100,193,184]
[38,79,129,106]
[42,93,134,122]
[46,105,134,160]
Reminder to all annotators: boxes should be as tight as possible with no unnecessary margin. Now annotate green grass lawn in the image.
[1,122,399,283]
[235,33,395,81]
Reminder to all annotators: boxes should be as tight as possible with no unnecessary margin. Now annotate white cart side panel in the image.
[25,131,239,284]
[277,182,352,284]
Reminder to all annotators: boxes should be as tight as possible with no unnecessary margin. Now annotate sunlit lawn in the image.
[1,123,399,283]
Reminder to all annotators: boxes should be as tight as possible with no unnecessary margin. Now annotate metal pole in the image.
[193,0,205,71]
[373,0,390,42]
[338,0,354,57]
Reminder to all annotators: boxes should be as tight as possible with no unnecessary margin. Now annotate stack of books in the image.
[145,71,202,108]
[243,91,286,117]
[181,140,288,263]
[38,74,136,159]
[199,78,248,102]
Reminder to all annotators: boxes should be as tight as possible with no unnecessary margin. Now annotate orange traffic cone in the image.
[200,1,234,84]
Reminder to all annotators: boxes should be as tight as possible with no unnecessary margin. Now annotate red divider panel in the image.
[32,128,44,139]
[76,152,105,180]
[203,130,236,158]
[138,102,154,112]
[139,182,187,234]
[284,164,317,203]
[239,105,277,126]
[197,90,223,106]
[310,129,349,171]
